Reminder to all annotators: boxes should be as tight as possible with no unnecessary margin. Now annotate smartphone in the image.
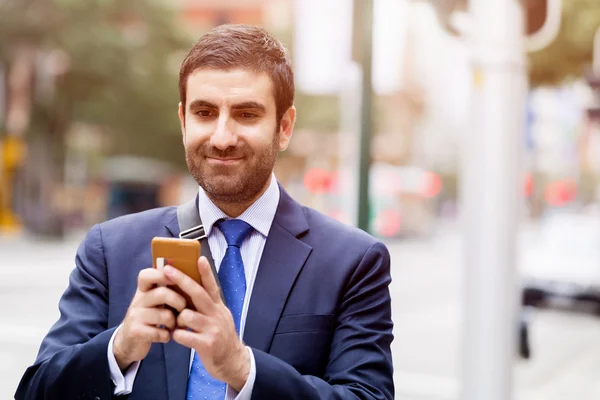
[151,237,201,310]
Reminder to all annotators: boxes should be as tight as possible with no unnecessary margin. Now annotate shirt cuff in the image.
[226,347,256,400]
[107,325,142,396]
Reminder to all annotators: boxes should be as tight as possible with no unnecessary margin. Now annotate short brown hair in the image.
[179,24,294,124]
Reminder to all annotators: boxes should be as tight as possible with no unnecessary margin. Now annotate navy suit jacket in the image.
[16,187,394,400]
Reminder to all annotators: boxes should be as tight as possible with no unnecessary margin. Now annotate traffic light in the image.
[428,0,561,51]
[524,0,548,36]
[523,0,562,52]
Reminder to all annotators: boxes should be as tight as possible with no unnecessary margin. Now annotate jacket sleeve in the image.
[15,224,118,400]
[250,241,395,400]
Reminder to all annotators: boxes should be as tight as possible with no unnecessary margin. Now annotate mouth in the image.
[206,157,244,166]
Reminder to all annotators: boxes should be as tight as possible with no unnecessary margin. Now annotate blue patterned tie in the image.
[186,219,253,400]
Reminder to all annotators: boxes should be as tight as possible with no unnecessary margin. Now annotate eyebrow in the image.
[231,102,266,113]
[188,100,218,110]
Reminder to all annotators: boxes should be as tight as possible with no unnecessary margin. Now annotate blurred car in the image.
[521,211,600,315]
[102,156,173,220]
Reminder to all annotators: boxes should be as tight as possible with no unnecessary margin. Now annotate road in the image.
[2,225,600,399]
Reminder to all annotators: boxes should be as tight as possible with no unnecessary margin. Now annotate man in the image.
[16,24,394,400]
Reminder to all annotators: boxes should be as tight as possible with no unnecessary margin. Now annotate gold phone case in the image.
[151,237,201,309]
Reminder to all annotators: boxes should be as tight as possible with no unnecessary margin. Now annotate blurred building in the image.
[172,0,292,33]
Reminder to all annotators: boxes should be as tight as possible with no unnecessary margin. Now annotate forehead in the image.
[185,68,275,109]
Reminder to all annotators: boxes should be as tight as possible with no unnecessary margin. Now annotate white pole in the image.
[461,1,527,399]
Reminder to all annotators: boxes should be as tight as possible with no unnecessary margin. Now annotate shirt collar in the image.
[197,173,280,238]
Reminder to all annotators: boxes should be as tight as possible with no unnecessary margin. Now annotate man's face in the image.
[179,69,294,205]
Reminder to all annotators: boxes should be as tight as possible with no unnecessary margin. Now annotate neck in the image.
[208,175,273,218]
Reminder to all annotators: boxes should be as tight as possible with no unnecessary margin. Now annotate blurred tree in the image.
[529,0,600,86]
[0,0,191,164]
[0,0,191,235]
[294,94,340,132]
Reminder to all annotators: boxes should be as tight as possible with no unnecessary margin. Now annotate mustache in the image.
[201,145,248,159]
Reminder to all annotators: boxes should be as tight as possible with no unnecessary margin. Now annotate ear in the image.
[178,102,186,143]
[277,106,296,151]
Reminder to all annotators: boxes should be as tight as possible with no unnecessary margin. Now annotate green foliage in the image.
[529,0,600,86]
[294,94,340,132]
[0,0,192,167]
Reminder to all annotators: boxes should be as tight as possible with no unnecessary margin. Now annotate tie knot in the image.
[216,219,254,247]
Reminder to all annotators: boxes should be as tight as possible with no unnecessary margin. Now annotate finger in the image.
[148,326,172,343]
[172,327,203,351]
[139,286,187,313]
[197,257,222,303]
[138,268,174,292]
[177,308,208,332]
[130,323,171,344]
[130,308,176,331]
[164,265,214,314]
[156,308,177,331]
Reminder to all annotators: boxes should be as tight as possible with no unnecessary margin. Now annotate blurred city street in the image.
[3,0,600,399]
[2,223,600,400]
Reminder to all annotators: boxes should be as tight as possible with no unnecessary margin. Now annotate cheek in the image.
[245,133,272,149]
[243,123,278,147]
[183,120,211,147]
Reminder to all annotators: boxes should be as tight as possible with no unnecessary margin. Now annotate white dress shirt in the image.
[107,174,280,398]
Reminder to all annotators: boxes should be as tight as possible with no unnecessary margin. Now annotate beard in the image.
[185,129,279,205]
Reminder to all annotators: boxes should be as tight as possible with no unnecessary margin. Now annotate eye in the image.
[195,109,215,118]
[239,112,258,120]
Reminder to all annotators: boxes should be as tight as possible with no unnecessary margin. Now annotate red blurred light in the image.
[304,168,334,194]
[421,172,442,198]
[524,173,534,198]
[544,180,577,207]
[374,209,402,237]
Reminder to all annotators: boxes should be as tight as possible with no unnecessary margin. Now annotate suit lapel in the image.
[163,208,192,400]
[243,186,312,352]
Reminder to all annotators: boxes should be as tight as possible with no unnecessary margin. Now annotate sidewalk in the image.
[0,232,84,287]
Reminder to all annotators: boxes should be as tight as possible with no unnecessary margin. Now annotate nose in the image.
[210,115,237,150]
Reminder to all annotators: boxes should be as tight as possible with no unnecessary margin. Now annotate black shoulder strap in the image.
[177,199,224,301]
